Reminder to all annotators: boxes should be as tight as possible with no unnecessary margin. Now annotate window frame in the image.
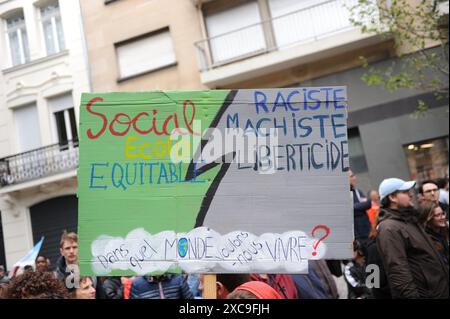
[114,27,178,83]
[53,107,78,149]
[4,11,30,66]
[38,1,65,56]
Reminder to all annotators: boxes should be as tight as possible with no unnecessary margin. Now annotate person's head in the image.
[0,265,5,278]
[60,231,78,265]
[420,180,440,203]
[348,170,356,189]
[23,265,33,274]
[369,190,380,204]
[227,281,283,299]
[419,201,448,230]
[7,271,69,299]
[198,274,251,299]
[36,256,48,272]
[379,178,416,209]
[71,276,95,299]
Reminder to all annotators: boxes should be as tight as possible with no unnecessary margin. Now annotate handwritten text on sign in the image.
[91,226,330,275]
[78,88,353,276]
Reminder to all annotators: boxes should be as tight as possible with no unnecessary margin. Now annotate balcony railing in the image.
[0,140,79,187]
[195,0,373,71]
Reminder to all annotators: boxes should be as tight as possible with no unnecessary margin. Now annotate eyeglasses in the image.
[423,188,439,194]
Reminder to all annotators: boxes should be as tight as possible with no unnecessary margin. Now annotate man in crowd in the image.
[420,180,449,218]
[349,170,372,241]
[55,231,79,281]
[55,231,105,298]
[377,178,449,298]
[35,255,51,273]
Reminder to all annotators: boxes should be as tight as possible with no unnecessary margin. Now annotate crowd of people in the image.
[348,172,448,299]
[0,173,448,299]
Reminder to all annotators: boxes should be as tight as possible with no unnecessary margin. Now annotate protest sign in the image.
[78,88,353,276]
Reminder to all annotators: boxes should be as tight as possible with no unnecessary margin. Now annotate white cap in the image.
[379,178,416,202]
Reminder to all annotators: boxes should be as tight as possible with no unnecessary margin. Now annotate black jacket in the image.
[425,227,449,266]
[344,261,373,299]
[366,237,391,299]
[130,275,193,299]
[103,277,123,299]
[352,188,372,240]
[55,256,71,281]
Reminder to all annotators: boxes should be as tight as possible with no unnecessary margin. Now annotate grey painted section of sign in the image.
[195,88,353,259]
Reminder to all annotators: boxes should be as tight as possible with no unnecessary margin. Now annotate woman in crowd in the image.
[419,201,449,265]
[7,271,69,299]
[71,276,96,299]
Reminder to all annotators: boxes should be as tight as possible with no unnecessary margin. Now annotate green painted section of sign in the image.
[78,91,231,276]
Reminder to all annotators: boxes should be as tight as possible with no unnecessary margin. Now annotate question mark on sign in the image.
[311,225,331,257]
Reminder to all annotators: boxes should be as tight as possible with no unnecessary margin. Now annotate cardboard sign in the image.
[78,88,353,276]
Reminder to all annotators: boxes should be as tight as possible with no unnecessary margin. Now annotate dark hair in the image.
[8,271,70,299]
[217,274,251,293]
[68,276,94,298]
[420,180,438,194]
[353,240,367,258]
[381,195,392,208]
[418,201,449,242]
[436,178,448,189]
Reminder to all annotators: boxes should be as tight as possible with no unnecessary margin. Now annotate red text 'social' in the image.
[85,97,200,139]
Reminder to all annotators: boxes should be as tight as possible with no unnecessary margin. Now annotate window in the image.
[205,1,266,64]
[116,29,177,80]
[14,104,42,152]
[6,11,30,66]
[48,94,78,148]
[40,1,65,55]
[404,137,449,183]
[347,127,372,191]
[348,127,369,174]
[54,108,77,148]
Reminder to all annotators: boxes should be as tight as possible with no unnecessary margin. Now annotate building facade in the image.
[0,0,90,269]
[80,0,205,92]
[82,0,447,192]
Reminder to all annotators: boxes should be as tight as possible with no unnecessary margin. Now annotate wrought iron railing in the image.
[0,140,79,187]
[195,0,375,71]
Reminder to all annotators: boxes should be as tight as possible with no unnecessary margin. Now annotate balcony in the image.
[195,0,388,87]
[0,140,78,189]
